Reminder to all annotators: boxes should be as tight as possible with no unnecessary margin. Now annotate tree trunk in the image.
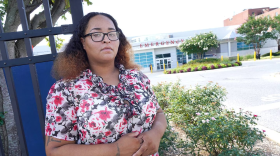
[15,0,67,57]
[196,53,203,59]
[0,1,22,155]
[0,70,21,156]
[0,88,9,156]
[257,43,260,55]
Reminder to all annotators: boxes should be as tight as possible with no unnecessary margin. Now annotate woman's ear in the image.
[80,38,85,48]
[80,37,84,44]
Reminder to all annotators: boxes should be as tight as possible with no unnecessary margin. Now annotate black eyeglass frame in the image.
[82,31,120,42]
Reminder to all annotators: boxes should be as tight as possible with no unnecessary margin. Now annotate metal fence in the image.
[0,0,84,155]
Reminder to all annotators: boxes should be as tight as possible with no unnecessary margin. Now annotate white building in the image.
[128,25,278,72]
[32,25,278,72]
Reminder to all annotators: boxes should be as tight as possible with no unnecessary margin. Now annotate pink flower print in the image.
[110,95,117,102]
[146,102,155,112]
[89,121,96,128]
[146,118,151,123]
[254,115,257,117]
[202,120,205,123]
[126,75,133,79]
[134,93,141,100]
[96,107,113,121]
[53,95,64,106]
[49,84,55,94]
[91,93,98,98]
[196,113,201,116]
[80,101,91,112]
[206,119,210,123]
[74,84,85,91]
[105,131,112,136]
[85,79,93,86]
[81,129,87,140]
[45,124,52,135]
[122,118,127,125]
[55,116,62,122]
[73,125,77,131]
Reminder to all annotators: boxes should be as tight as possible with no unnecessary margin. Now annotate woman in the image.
[45,12,167,156]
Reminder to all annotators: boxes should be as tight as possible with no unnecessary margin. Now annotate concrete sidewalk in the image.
[256,125,280,146]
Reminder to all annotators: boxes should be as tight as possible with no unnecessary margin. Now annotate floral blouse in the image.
[45,64,160,156]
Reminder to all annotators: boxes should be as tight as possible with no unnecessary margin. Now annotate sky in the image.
[35,0,279,45]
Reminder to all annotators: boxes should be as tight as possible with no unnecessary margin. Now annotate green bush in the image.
[220,63,227,68]
[262,51,280,57]
[186,109,265,156]
[159,117,186,155]
[175,68,181,73]
[152,82,173,110]
[214,64,218,69]
[234,63,239,66]
[240,54,254,61]
[239,56,244,61]
[197,66,202,71]
[188,58,220,65]
[166,82,226,126]
[153,81,265,155]
[220,59,232,65]
[236,61,242,66]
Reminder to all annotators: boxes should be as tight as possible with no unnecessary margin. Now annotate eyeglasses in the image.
[83,31,120,42]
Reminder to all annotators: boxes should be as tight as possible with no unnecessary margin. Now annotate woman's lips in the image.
[101,46,112,51]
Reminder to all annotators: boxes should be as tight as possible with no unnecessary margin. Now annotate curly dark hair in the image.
[52,12,140,80]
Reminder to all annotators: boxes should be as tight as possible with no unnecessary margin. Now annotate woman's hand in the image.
[114,132,142,156]
[133,109,167,156]
[132,129,161,156]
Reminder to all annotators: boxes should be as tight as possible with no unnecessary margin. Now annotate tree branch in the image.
[16,0,68,57]
[25,0,42,14]
[4,0,21,33]
[30,10,46,29]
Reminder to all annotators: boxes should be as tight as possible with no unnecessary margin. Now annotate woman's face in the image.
[81,15,120,64]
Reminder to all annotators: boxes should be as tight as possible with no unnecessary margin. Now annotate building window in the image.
[134,52,153,68]
[276,12,279,16]
[188,54,191,59]
[267,15,270,19]
[237,42,261,51]
[156,53,171,59]
[176,49,187,64]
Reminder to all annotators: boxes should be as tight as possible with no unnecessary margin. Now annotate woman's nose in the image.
[103,34,110,43]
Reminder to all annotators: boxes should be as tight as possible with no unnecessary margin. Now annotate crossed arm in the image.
[133,108,167,156]
[45,108,167,156]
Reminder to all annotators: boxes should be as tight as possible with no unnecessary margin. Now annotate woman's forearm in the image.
[151,110,167,137]
[49,142,118,156]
